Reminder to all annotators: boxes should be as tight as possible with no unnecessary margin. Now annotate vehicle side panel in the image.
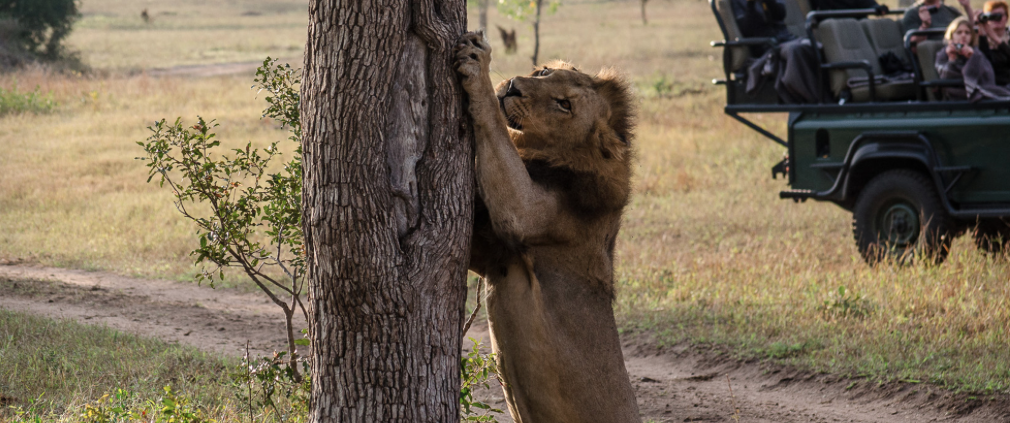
[790,110,1010,205]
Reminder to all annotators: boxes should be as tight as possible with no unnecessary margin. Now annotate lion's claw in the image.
[454,31,491,87]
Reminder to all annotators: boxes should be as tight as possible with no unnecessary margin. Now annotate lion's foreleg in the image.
[453,32,560,245]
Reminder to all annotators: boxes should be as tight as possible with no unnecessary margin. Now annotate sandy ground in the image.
[1,264,1007,423]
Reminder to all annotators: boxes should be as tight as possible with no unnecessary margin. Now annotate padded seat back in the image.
[784,0,810,38]
[861,18,910,68]
[819,18,882,96]
[916,39,944,82]
[713,0,751,73]
[916,39,945,100]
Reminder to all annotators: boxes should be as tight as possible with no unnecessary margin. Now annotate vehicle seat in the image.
[784,0,812,39]
[861,18,911,70]
[713,0,751,73]
[915,39,945,100]
[818,18,917,102]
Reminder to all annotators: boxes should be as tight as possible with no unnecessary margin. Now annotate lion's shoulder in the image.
[524,159,629,220]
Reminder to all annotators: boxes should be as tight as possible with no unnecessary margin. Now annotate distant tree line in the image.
[0,0,80,59]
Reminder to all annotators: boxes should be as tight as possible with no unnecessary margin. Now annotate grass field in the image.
[1,0,1009,419]
[0,304,237,421]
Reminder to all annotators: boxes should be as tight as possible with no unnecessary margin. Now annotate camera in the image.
[979,12,1005,23]
[955,43,965,50]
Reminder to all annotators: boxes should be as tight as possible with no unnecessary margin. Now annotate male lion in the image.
[454,32,641,423]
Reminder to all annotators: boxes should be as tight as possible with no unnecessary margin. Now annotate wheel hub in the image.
[879,203,920,247]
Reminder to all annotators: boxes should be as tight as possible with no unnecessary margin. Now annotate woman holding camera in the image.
[936,17,976,99]
[977,0,1010,85]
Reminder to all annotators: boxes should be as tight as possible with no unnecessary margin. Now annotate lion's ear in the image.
[593,119,627,162]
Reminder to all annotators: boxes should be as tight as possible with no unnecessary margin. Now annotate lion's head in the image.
[495,60,636,216]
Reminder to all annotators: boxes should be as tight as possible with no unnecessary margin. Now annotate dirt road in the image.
[1,264,1007,422]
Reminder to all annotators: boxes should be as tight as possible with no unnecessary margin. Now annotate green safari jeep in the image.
[710,2,1010,264]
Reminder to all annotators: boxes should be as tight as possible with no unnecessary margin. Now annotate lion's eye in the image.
[539,68,550,76]
[557,99,571,111]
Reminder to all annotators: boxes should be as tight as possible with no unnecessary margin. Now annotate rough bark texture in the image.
[532,0,543,66]
[479,0,489,30]
[301,1,473,422]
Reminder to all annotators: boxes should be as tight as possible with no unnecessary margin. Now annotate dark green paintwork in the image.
[790,109,1010,205]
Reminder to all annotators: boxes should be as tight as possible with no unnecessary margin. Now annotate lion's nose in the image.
[504,79,523,98]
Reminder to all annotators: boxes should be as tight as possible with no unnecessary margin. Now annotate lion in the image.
[454,31,641,423]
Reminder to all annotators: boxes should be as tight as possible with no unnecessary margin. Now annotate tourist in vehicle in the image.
[731,0,796,55]
[935,17,976,99]
[977,0,1010,86]
[904,0,971,42]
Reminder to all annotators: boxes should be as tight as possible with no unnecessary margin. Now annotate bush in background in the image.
[0,0,78,57]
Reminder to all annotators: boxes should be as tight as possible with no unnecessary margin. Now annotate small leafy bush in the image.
[0,0,80,58]
[231,351,311,422]
[79,386,215,423]
[819,285,874,319]
[460,338,503,422]
[0,84,56,116]
[139,58,306,379]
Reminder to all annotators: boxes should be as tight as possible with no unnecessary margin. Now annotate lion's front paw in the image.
[454,31,492,90]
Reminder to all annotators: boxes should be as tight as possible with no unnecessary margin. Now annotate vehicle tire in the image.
[852,170,953,265]
[973,218,1010,256]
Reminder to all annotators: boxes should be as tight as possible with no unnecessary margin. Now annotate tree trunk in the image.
[641,0,649,25]
[532,0,543,66]
[301,1,473,422]
[479,0,489,30]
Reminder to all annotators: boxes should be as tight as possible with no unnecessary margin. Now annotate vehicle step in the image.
[779,189,817,201]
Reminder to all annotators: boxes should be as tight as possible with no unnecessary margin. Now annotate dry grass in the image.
[66,0,306,71]
[0,303,240,422]
[0,69,293,282]
[0,0,1007,402]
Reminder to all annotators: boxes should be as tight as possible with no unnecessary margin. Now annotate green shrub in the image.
[0,84,56,116]
[0,0,80,58]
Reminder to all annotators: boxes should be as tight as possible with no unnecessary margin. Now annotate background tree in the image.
[479,0,489,30]
[300,0,474,422]
[497,0,559,65]
[641,0,649,25]
[0,0,79,58]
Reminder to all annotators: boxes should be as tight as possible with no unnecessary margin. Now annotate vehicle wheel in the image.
[852,170,953,265]
[973,218,1010,256]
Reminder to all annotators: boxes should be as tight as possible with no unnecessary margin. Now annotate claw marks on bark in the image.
[386,34,428,240]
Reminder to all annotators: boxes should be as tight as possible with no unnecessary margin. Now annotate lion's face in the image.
[494,61,634,164]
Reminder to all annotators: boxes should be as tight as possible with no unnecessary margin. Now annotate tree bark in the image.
[479,0,489,30]
[301,1,473,422]
[532,0,543,65]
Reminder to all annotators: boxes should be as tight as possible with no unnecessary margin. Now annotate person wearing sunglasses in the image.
[977,0,1010,86]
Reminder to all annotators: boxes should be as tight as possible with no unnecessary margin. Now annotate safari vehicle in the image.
[709,0,1010,264]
